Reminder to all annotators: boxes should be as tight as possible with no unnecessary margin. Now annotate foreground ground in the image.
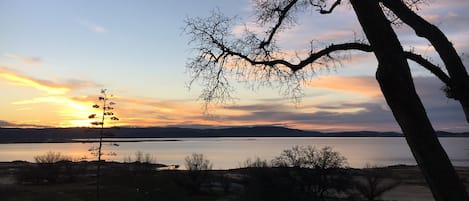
[0,161,468,201]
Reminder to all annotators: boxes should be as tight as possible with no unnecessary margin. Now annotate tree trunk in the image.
[350,0,469,200]
[382,0,469,124]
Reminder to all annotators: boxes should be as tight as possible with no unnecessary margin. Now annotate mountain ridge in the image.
[0,126,468,143]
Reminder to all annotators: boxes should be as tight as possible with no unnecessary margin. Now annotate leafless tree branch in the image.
[318,0,342,14]
[185,2,452,105]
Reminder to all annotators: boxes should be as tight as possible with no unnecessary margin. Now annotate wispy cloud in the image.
[0,66,101,94]
[0,119,46,128]
[12,96,89,110]
[76,18,107,33]
[0,67,70,94]
[307,76,382,99]
[64,78,103,89]
[5,75,465,131]
[3,53,42,64]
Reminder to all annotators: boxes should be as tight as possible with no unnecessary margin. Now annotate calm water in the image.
[1,137,468,169]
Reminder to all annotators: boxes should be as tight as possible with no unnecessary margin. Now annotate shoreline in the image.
[1,135,468,144]
[1,126,468,144]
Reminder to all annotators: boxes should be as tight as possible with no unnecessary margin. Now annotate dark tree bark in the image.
[382,0,469,124]
[351,0,469,201]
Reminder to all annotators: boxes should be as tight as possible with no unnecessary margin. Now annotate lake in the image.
[1,137,468,169]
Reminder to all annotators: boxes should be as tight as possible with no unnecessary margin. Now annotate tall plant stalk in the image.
[89,89,119,201]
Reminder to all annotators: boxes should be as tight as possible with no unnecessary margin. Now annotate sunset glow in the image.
[0,68,70,94]
[0,0,467,132]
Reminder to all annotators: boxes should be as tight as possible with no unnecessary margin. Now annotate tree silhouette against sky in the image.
[88,89,119,201]
[185,0,469,200]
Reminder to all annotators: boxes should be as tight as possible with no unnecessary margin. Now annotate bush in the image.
[181,153,214,193]
[271,145,347,169]
[241,157,270,168]
[243,146,352,201]
[123,151,157,170]
[34,151,71,164]
[134,151,156,164]
[18,151,74,184]
[184,153,212,171]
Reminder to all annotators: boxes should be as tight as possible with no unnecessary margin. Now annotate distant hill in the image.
[0,126,467,143]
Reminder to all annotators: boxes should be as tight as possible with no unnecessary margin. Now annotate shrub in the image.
[34,151,71,163]
[181,153,213,193]
[18,151,74,183]
[248,146,352,201]
[241,157,270,168]
[134,151,156,164]
[271,145,347,169]
[184,153,212,171]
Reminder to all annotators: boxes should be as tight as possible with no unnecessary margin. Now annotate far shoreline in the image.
[1,126,468,144]
[1,135,469,144]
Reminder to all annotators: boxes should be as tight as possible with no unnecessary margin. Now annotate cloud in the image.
[92,77,463,132]
[213,101,397,131]
[10,95,100,127]
[307,76,382,99]
[3,73,464,131]
[77,19,107,33]
[67,95,204,127]
[209,76,467,132]
[0,66,101,94]
[12,96,89,111]
[0,120,14,127]
[311,29,360,42]
[3,53,42,64]
[0,67,70,94]
[0,119,45,128]
[64,78,102,89]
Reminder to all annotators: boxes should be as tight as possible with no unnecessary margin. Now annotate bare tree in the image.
[184,153,213,171]
[270,146,349,200]
[272,145,347,169]
[184,0,468,200]
[183,153,213,192]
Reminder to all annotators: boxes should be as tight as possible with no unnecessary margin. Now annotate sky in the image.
[0,0,468,132]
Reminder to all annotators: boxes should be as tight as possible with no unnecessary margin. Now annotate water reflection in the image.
[1,137,468,169]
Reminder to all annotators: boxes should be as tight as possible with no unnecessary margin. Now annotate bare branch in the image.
[185,3,453,106]
[258,0,299,49]
[319,0,341,14]
[222,42,371,72]
[403,51,451,86]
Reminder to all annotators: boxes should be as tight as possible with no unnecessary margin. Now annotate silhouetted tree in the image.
[270,146,349,200]
[272,145,347,169]
[183,153,213,192]
[88,89,119,201]
[184,1,469,200]
[184,153,213,171]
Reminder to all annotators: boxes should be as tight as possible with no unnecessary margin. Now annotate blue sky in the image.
[0,0,468,132]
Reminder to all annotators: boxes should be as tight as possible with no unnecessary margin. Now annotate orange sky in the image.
[1,0,468,132]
